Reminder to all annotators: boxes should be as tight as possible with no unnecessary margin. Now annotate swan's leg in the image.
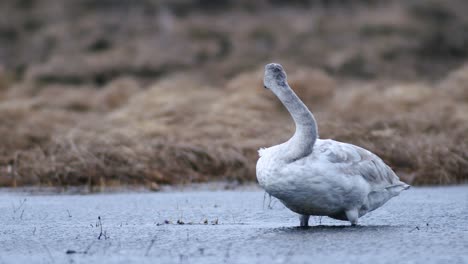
[345,209,359,226]
[299,215,310,227]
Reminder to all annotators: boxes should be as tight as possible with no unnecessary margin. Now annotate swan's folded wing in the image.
[318,140,402,188]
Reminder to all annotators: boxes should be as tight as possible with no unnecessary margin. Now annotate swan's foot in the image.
[299,215,310,227]
[345,209,359,226]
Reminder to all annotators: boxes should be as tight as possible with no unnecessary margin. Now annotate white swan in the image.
[256,63,410,227]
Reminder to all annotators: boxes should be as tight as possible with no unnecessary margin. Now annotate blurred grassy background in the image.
[0,0,467,189]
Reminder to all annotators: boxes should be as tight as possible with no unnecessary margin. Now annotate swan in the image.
[256,63,410,227]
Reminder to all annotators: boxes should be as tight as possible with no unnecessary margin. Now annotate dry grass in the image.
[320,78,468,185]
[0,0,467,188]
[0,63,467,188]
[2,0,468,83]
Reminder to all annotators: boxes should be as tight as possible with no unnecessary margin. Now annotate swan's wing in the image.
[317,140,406,189]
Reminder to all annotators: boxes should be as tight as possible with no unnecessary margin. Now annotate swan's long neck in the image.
[274,85,318,161]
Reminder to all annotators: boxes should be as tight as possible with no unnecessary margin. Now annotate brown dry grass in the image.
[1,0,468,188]
[1,63,467,188]
[2,0,468,84]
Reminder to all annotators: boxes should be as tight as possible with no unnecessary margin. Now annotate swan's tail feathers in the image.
[386,182,410,196]
[367,183,410,212]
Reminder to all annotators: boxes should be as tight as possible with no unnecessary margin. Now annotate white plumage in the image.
[256,63,409,226]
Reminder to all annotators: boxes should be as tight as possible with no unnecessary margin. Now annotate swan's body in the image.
[256,63,409,226]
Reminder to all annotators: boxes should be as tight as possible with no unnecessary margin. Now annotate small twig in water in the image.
[12,198,26,214]
[426,222,431,231]
[97,216,109,240]
[12,198,27,220]
[66,242,95,255]
[83,242,95,254]
[262,192,274,209]
[145,234,158,256]
[409,226,420,233]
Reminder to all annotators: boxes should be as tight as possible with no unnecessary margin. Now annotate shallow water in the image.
[1,186,467,264]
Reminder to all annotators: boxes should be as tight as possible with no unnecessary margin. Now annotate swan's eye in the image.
[264,85,268,89]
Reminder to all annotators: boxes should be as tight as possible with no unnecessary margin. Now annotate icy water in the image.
[0,186,467,264]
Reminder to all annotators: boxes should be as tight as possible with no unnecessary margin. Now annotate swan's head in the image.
[264,63,287,91]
